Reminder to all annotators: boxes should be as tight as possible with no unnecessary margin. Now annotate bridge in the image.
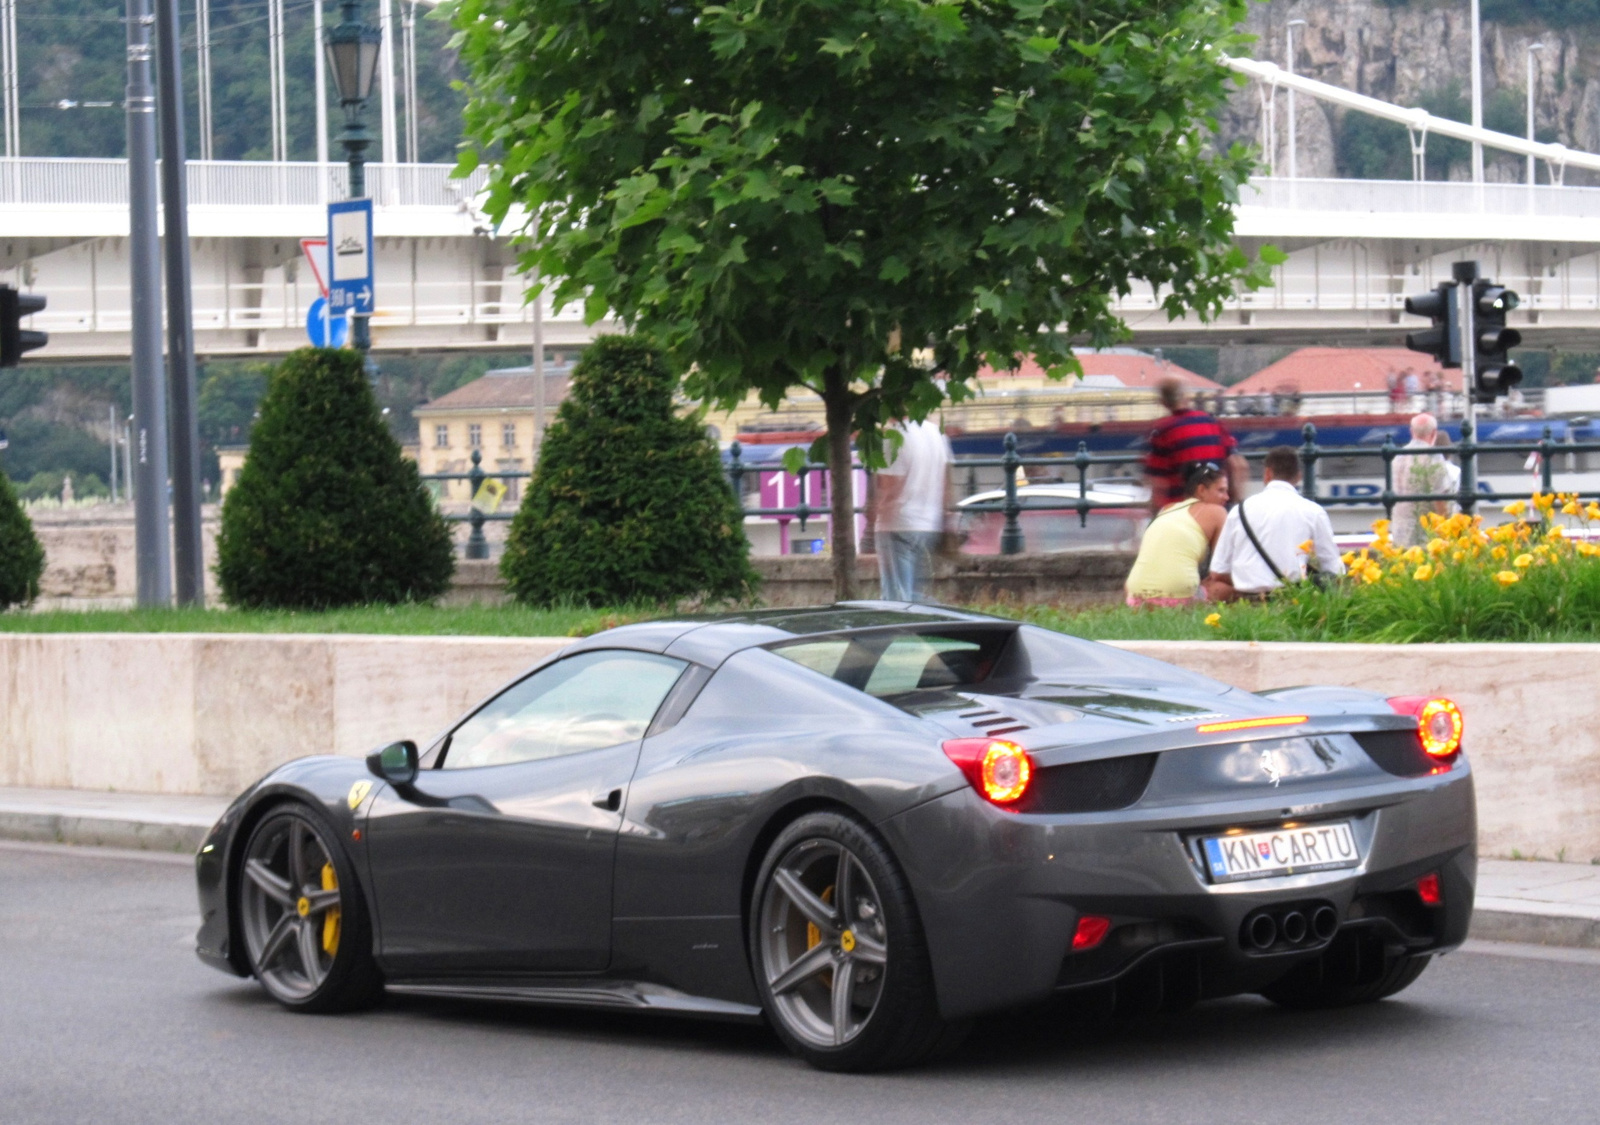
[3,159,1600,360]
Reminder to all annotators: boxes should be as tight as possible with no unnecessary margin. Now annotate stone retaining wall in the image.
[1,632,1591,861]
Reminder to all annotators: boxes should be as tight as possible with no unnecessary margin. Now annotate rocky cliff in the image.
[1224,0,1600,183]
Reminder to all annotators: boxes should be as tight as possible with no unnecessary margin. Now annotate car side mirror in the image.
[367,740,419,788]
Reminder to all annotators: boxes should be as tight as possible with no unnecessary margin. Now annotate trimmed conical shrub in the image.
[216,347,455,608]
[501,335,756,606]
[0,470,44,608]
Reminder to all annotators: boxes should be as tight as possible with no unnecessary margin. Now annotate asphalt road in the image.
[3,841,1598,1125]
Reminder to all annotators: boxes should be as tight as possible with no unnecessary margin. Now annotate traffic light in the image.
[1403,282,1460,368]
[1472,280,1522,401]
[0,284,47,367]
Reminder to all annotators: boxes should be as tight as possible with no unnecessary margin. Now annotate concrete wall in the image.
[1114,642,1600,864]
[1,632,1593,862]
[0,634,567,796]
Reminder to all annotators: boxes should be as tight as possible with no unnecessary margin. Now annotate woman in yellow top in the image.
[1124,462,1230,606]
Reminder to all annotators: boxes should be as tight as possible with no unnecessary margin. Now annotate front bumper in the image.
[884,761,1476,1021]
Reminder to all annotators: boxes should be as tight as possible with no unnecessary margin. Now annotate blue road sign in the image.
[305,297,350,348]
[327,198,374,316]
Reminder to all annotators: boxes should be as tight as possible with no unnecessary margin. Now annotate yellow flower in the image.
[1297,539,1314,555]
[1491,545,1508,561]
[1514,553,1534,569]
[1427,538,1448,557]
[1563,501,1581,516]
[1584,503,1600,521]
[1504,500,1528,517]
[1372,518,1391,537]
[1495,570,1521,586]
[1402,546,1426,564]
[1204,613,1221,628]
[1359,565,1381,585]
[1548,526,1566,540]
[1413,564,1434,581]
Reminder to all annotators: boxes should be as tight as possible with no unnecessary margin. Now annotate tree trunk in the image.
[822,369,857,601]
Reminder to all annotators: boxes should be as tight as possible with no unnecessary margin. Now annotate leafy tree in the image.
[216,347,455,609]
[0,471,44,608]
[500,335,756,607]
[452,0,1276,596]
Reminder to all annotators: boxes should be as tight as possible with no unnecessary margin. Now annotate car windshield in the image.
[768,628,1013,697]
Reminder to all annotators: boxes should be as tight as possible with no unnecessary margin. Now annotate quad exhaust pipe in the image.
[1241,902,1339,952]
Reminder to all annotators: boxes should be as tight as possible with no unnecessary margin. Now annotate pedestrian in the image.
[875,416,953,603]
[1124,461,1230,607]
[1205,446,1344,600]
[1392,413,1458,548]
[1144,377,1246,517]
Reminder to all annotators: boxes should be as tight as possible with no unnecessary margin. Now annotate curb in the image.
[1469,908,1600,951]
[0,811,206,855]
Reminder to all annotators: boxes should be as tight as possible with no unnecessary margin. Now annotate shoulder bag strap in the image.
[1236,498,1288,584]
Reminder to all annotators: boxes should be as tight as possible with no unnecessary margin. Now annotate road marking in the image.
[1459,938,1600,966]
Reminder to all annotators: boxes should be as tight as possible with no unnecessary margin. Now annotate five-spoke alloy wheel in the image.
[239,805,381,1012]
[751,811,965,1071]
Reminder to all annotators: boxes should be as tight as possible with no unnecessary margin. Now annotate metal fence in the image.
[426,421,1600,558]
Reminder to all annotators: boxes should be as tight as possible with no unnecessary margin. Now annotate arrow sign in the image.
[327,198,375,316]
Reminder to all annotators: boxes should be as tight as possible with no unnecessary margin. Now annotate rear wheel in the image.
[238,803,383,1012]
[1262,935,1431,1010]
[750,811,966,1072]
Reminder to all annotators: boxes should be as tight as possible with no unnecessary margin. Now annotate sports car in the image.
[195,604,1476,1072]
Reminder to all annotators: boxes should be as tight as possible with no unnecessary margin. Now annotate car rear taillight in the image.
[1072,914,1112,951]
[1416,872,1443,907]
[942,738,1034,807]
[1387,696,1464,760]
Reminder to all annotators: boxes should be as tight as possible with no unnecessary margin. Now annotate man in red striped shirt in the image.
[1145,378,1246,514]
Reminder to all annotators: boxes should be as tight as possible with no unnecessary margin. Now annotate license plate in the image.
[1200,822,1360,884]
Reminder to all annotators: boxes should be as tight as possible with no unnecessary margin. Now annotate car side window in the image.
[442,650,687,770]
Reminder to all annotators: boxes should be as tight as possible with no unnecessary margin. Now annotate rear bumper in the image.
[883,763,1476,1021]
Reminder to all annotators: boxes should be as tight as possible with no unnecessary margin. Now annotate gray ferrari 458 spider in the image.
[195,604,1476,1071]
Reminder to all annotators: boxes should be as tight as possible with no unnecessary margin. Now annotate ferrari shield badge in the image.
[347,779,373,810]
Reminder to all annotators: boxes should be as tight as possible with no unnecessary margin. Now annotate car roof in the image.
[566,602,1009,665]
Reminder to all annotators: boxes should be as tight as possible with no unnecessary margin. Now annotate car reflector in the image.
[1416,872,1443,907]
[1195,715,1309,735]
[942,738,1034,806]
[1072,915,1112,951]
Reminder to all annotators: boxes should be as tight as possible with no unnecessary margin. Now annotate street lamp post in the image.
[1286,19,1306,181]
[1527,43,1546,188]
[323,0,381,356]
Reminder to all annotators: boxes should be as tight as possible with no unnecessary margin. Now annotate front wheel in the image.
[749,811,966,1072]
[237,803,383,1013]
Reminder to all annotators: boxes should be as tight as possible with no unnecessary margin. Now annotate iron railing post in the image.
[1299,423,1318,500]
[727,439,744,500]
[795,462,810,531]
[1000,432,1024,555]
[1540,426,1555,495]
[1458,416,1477,515]
[1380,434,1397,521]
[465,448,488,560]
[1074,441,1091,527]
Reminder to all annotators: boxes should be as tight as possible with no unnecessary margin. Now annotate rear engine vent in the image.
[960,708,1030,737]
[1353,730,1436,778]
[1021,753,1157,814]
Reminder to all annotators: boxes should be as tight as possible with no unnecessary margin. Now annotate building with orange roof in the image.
[1227,348,1454,397]
[977,349,1222,392]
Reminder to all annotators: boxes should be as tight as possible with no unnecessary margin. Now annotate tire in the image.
[236,802,383,1013]
[749,810,967,1072]
[1261,935,1432,1010]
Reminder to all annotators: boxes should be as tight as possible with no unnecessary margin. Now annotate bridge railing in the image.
[0,158,486,208]
[1242,176,1600,220]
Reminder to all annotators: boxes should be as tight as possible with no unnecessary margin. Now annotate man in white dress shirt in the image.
[876,418,953,602]
[1205,446,1344,600]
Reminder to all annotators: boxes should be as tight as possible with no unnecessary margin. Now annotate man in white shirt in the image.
[875,418,953,602]
[1205,446,1344,599]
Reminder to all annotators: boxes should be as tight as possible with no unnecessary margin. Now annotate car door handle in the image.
[592,788,622,812]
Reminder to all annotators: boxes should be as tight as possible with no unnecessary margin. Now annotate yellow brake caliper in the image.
[320,862,341,956]
[805,885,835,987]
